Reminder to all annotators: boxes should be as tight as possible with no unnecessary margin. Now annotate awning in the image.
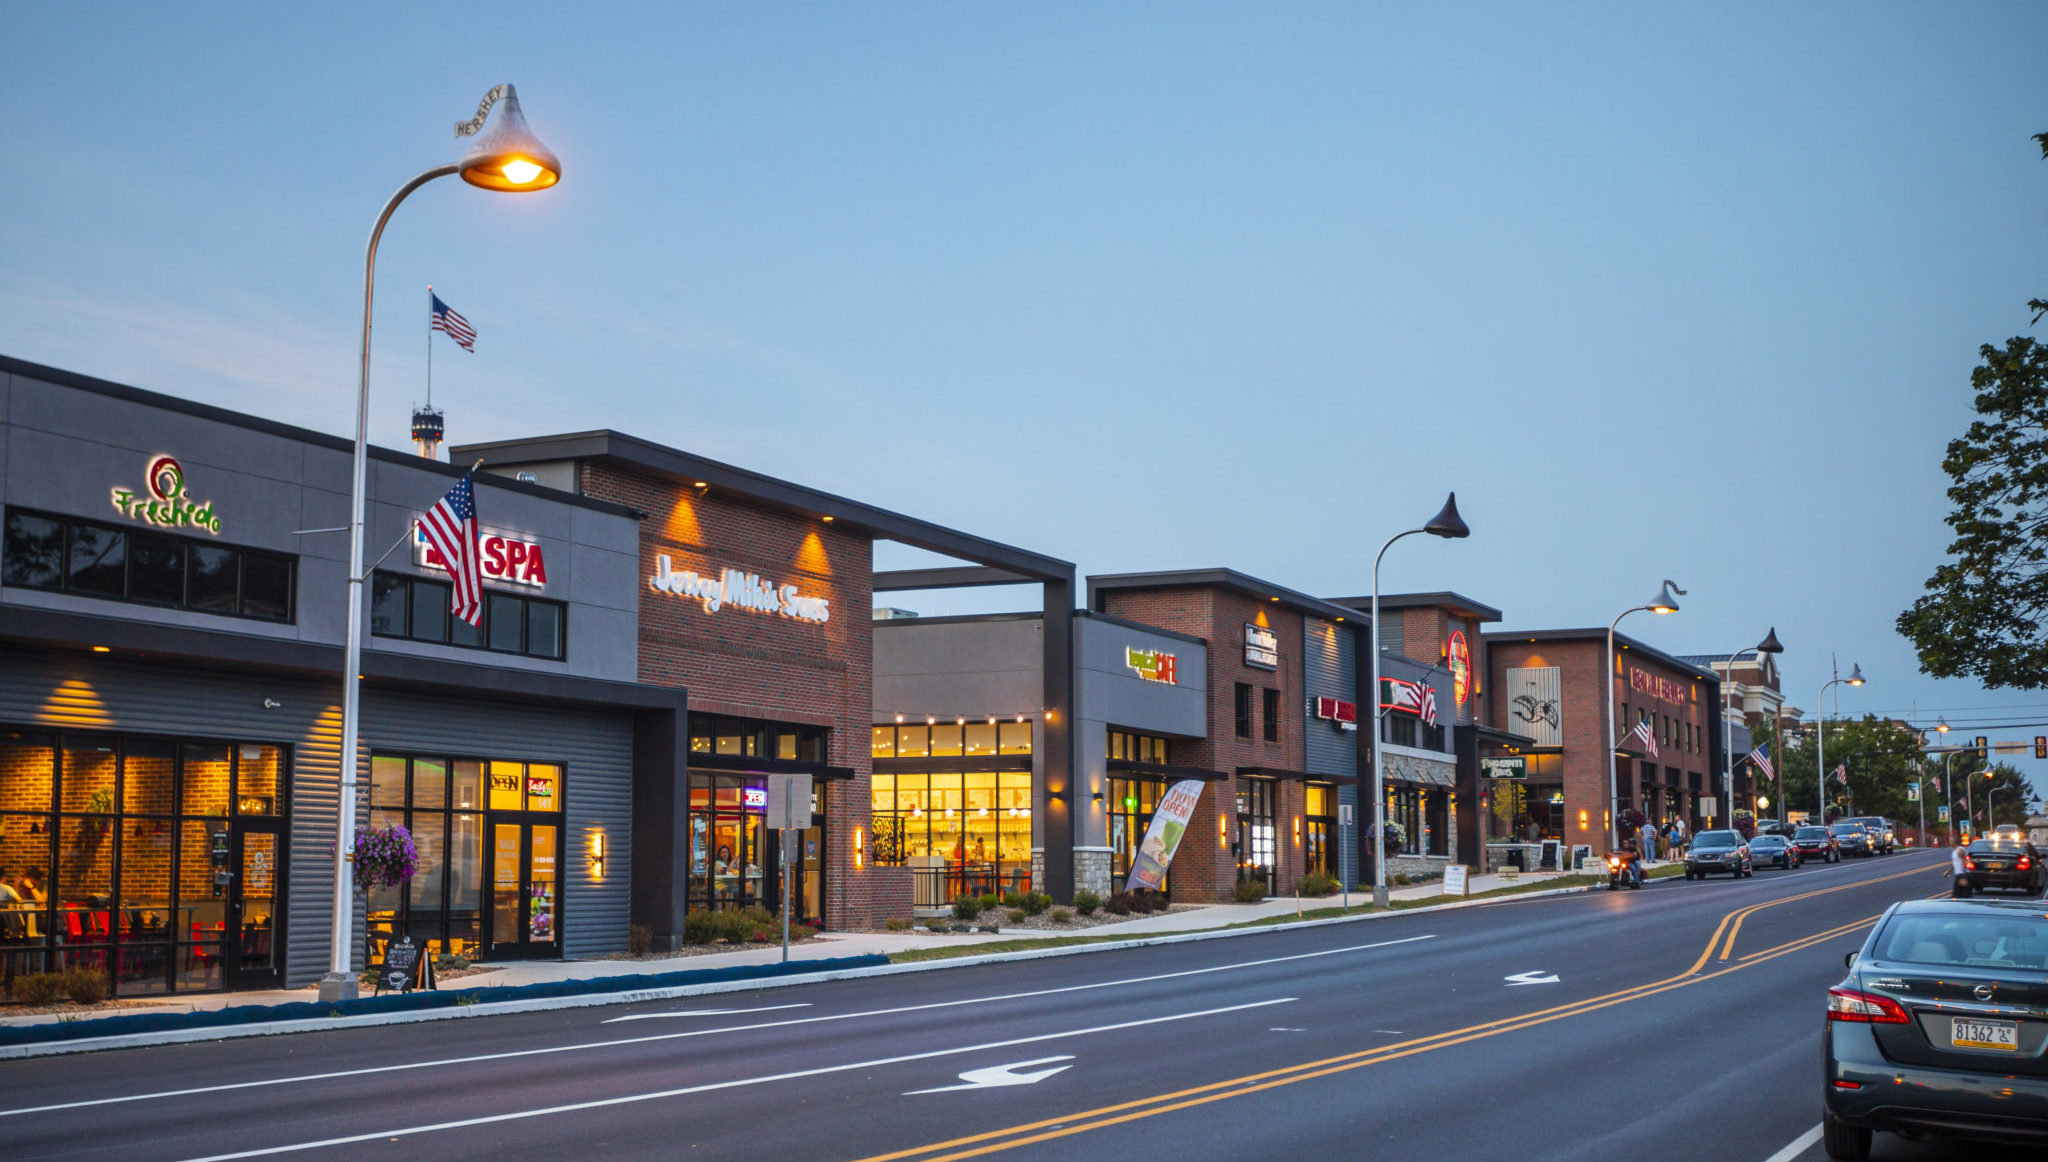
[1235,765,1361,785]
[1477,723,1539,749]
[1108,759,1231,782]
[688,753,858,781]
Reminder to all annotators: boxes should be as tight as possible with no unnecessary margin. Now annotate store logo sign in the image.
[1628,667,1689,705]
[111,455,221,534]
[1314,696,1357,724]
[1244,623,1279,670]
[1126,646,1179,684]
[650,555,831,623]
[742,787,768,809]
[1446,631,1471,707]
[416,527,549,587]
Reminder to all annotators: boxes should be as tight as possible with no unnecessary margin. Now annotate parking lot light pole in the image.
[1814,663,1864,826]
[322,85,561,1004]
[1605,582,1682,851]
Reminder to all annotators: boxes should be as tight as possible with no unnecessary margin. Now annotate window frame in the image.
[1234,683,1254,739]
[3,507,296,623]
[1262,687,1280,743]
[367,569,568,663]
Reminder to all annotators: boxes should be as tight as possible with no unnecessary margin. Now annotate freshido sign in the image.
[111,456,221,534]
[1628,667,1690,705]
[417,528,549,588]
[1125,646,1179,684]
[649,555,832,623]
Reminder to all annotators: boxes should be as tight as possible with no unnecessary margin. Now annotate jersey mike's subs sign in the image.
[416,527,549,588]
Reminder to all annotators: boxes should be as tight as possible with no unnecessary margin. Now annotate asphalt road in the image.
[0,849,1991,1162]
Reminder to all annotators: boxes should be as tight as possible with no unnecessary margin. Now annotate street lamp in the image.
[1605,581,1682,851]
[1719,628,1783,830]
[1815,663,1864,825]
[1369,493,1469,908]
[323,85,561,1003]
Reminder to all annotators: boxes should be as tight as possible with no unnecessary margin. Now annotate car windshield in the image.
[1874,913,2048,969]
[1830,824,1862,835]
[1694,830,1739,846]
[1795,828,1829,839]
[1751,836,1784,847]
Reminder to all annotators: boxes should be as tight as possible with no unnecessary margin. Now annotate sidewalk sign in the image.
[1442,865,1469,896]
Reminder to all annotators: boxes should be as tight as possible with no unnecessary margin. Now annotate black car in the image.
[1830,822,1874,857]
[1793,825,1841,864]
[1842,816,1894,855]
[1685,829,1752,880]
[1824,899,2048,1157]
[1956,838,2047,897]
[1747,833,1801,870]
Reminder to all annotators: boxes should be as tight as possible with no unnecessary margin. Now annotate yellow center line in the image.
[851,861,1937,1162]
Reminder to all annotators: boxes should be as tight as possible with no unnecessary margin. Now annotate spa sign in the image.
[111,456,221,534]
[649,555,832,623]
[417,527,550,588]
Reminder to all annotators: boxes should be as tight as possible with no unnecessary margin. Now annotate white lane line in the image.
[1761,1122,1821,1162]
[176,998,1297,1162]
[0,934,1433,1119]
[602,1003,810,1023]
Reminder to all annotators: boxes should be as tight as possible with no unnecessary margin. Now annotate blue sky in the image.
[4,4,2046,802]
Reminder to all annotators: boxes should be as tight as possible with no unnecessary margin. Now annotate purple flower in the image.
[352,824,417,890]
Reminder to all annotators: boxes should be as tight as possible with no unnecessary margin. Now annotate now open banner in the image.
[1126,779,1208,892]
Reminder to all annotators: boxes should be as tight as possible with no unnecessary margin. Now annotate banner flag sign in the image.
[1126,779,1208,892]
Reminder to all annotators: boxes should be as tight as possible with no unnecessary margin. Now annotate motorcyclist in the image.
[1618,838,1644,887]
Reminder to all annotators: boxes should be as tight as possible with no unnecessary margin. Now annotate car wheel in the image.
[1822,1112,1871,1161]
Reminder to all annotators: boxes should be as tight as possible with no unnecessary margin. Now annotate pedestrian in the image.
[1949,841,1969,896]
[1639,818,1659,866]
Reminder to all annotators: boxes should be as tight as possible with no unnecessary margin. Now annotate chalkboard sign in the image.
[379,936,422,995]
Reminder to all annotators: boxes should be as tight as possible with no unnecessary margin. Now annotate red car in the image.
[1792,825,1840,864]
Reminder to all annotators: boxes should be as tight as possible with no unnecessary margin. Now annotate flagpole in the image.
[426,285,433,408]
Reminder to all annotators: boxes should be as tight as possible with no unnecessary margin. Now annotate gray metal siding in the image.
[1303,618,1358,887]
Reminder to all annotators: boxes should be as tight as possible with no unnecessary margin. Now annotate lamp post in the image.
[1369,493,1469,908]
[1814,662,1865,826]
[1719,628,1783,830]
[321,86,562,1003]
[1604,582,1683,850]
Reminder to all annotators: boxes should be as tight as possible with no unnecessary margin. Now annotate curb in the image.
[0,880,1593,1060]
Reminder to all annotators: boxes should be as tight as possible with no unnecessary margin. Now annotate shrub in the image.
[14,972,65,1006]
[1073,890,1101,916]
[884,916,911,932]
[1298,871,1339,897]
[1105,892,1133,915]
[1020,892,1052,916]
[1048,907,1073,924]
[683,906,780,945]
[64,968,107,1005]
[952,896,983,921]
[628,925,654,957]
[1007,909,1027,923]
[1135,889,1170,913]
[434,953,471,972]
[1233,878,1267,903]
[978,923,1002,933]
[925,920,951,933]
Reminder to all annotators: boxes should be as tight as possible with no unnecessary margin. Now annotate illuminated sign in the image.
[111,455,221,534]
[1446,631,1471,707]
[1126,647,1179,684]
[1243,623,1278,670]
[1481,755,1527,779]
[1378,677,1439,727]
[741,787,769,810]
[1628,667,1690,706]
[525,776,555,801]
[650,555,831,623]
[1314,696,1357,723]
[417,527,549,587]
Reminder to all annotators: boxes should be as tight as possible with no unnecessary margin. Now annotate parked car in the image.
[1685,829,1752,880]
[1955,838,2047,897]
[1840,816,1894,854]
[1793,825,1841,864]
[1830,821,1874,857]
[1823,899,2048,1158]
[1748,833,1802,870]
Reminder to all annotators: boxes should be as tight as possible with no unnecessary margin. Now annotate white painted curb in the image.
[0,880,1593,1060]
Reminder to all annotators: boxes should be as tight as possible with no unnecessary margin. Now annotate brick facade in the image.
[576,463,900,930]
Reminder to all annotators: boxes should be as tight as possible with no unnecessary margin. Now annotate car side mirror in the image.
[1844,951,1858,968]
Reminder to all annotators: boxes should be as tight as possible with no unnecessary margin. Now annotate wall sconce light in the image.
[590,831,606,879]
[926,715,936,726]
[853,827,865,870]
[1090,789,1104,804]
[1293,816,1302,847]
[1219,813,1229,847]
[1048,787,1068,803]
[895,713,904,724]
[1578,810,1590,832]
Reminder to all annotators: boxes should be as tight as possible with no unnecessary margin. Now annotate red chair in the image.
[188,922,218,966]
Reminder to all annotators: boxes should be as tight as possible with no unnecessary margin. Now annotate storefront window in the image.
[872,723,1030,759]
[369,569,565,661]
[1237,777,1276,891]
[366,752,544,965]
[685,774,828,922]
[2,508,294,622]
[694,715,829,762]
[868,772,1030,899]
[1109,775,1168,895]
[1305,784,1335,878]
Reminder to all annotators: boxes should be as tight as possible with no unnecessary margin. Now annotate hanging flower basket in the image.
[1380,820,1408,855]
[352,824,417,891]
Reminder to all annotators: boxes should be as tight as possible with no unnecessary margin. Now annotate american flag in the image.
[419,470,482,626]
[1833,763,1849,786]
[1930,773,1942,794]
[431,292,476,352]
[1747,745,1774,780]
[1418,681,1439,727]
[1626,717,1659,759]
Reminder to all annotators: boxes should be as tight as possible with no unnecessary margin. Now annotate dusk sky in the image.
[4,4,2046,798]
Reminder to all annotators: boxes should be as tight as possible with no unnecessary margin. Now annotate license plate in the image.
[1952,1017,2019,1051]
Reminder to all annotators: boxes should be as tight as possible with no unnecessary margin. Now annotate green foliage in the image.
[1072,890,1102,916]
[884,916,911,932]
[1007,908,1027,923]
[14,973,66,1006]
[925,919,951,933]
[1048,907,1074,924]
[434,953,471,971]
[951,896,983,921]
[1770,717,2032,833]
[682,906,802,945]
[62,966,107,1005]
[1018,891,1052,916]
[1297,871,1340,897]
[1233,878,1267,903]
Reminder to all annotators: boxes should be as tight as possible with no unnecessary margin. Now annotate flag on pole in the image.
[1747,745,1774,780]
[1418,681,1439,728]
[430,293,476,352]
[1625,718,1659,759]
[1833,763,1849,786]
[419,470,482,626]
[1930,773,1942,795]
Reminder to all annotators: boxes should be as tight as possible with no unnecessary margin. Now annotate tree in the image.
[1779,716,1960,828]
[1898,133,2048,686]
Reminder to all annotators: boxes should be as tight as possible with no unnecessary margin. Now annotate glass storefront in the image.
[1387,784,1450,856]
[1236,777,1276,893]
[686,774,826,923]
[0,728,286,1002]
[1107,730,1180,896]
[871,720,1033,904]
[1305,784,1335,878]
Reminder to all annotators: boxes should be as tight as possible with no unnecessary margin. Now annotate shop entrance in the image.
[225,820,285,991]
[1236,777,1276,895]
[485,818,559,959]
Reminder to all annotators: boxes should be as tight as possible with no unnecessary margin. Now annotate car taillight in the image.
[1965,858,1977,871]
[2020,855,2033,871]
[1828,986,1909,1025]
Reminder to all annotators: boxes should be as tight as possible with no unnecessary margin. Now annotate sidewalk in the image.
[0,870,1580,1028]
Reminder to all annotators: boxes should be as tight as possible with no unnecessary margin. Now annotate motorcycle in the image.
[1605,850,1643,890]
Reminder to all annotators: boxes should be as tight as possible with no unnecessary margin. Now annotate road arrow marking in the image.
[1504,971,1560,986]
[906,1056,1075,1094]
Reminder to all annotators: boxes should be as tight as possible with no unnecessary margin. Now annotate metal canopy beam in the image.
[873,566,1036,592]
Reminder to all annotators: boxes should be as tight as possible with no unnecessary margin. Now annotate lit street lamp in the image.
[1369,493,1469,908]
[1815,662,1865,825]
[323,85,561,1002]
[1718,628,1783,829]
[1605,581,1682,851]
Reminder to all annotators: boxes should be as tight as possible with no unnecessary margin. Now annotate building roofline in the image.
[450,429,1073,583]
[1087,569,1368,627]
[1325,591,1503,623]
[0,355,641,520]
[1483,627,1722,684]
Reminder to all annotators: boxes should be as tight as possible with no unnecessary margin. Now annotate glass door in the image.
[226,820,284,990]
[486,818,560,959]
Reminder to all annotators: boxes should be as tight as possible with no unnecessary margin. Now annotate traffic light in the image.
[1977,735,1989,760]
[2037,736,2046,760]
